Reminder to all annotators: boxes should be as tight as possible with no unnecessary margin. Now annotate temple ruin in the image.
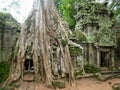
[75,1,117,69]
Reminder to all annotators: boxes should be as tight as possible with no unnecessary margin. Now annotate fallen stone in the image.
[112,83,120,90]
[52,80,65,89]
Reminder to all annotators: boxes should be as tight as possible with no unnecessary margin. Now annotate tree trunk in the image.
[3,0,75,87]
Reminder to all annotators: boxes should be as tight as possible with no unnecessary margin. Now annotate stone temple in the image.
[74,1,119,70]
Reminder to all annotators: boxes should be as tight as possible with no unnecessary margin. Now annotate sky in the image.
[0,0,109,23]
[0,0,34,23]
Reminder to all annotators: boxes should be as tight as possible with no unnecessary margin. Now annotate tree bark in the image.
[3,0,75,87]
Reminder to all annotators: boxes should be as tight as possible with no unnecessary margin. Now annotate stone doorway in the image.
[24,59,34,72]
[100,52,110,67]
[23,59,35,81]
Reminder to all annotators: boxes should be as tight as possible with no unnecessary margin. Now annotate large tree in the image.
[3,0,83,88]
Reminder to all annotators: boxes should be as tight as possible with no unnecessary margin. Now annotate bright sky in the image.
[0,0,34,23]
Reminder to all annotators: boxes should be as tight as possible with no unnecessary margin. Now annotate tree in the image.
[0,0,20,14]
[109,0,120,24]
[55,0,76,30]
[3,0,83,87]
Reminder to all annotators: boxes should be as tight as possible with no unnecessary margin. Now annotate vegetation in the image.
[0,12,19,28]
[84,64,100,73]
[61,39,68,47]
[74,70,83,77]
[68,30,86,56]
[0,62,9,83]
[0,13,6,61]
[69,30,87,43]
[55,0,76,30]
[69,46,82,56]
[109,0,120,24]
[108,0,120,62]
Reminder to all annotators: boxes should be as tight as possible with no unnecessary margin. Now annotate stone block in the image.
[52,80,65,89]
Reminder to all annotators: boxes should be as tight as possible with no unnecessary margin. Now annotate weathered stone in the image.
[0,12,20,61]
[112,83,120,90]
[73,1,117,69]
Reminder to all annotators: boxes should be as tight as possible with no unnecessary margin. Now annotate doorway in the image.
[100,52,109,67]
[24,59,34,71]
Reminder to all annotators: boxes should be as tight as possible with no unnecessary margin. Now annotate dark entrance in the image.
[100,52,109,67]
[24,59,34,71]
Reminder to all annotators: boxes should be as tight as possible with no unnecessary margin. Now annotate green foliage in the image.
[74,70,83,77]
[117,37,120,50]
[69,30,87,43]
[116,37,120,63]
[0,12,19,29]
[109,0,120,24]
[61,39,68,47]
[74,30,87,42]
[55,0,76,30]
[84,64,100,73]
[69,46,82,56]
[0,13,8,29]
[0,62,10,83]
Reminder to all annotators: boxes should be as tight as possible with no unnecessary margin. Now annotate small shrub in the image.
[74,70,83,77]
[61,39,68,47]
[0,62,10,83]
[84,64,100,73]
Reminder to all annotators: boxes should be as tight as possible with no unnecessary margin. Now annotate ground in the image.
[15,78,120,90]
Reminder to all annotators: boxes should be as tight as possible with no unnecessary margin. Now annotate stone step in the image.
[23,74,35,82]
[24,71,35,75]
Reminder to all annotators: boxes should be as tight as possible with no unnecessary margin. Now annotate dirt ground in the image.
[18,78,120,90]
[0,78,119,90]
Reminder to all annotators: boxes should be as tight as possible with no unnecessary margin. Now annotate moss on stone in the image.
[69,45,82,56]
[52,80,65,89]
[69,30,87,43]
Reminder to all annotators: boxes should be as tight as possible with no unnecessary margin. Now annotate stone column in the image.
[83,44,87,64]
[81,43,88,65]
[97,49,100,67]
[89,43,94,64]
[111,49,115,67]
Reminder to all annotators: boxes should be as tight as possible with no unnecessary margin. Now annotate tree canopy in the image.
[109,0,120,24]
[55,0,76,30]
[0,0,20,13]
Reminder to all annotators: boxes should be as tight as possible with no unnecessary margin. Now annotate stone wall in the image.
[0,12,20,61]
